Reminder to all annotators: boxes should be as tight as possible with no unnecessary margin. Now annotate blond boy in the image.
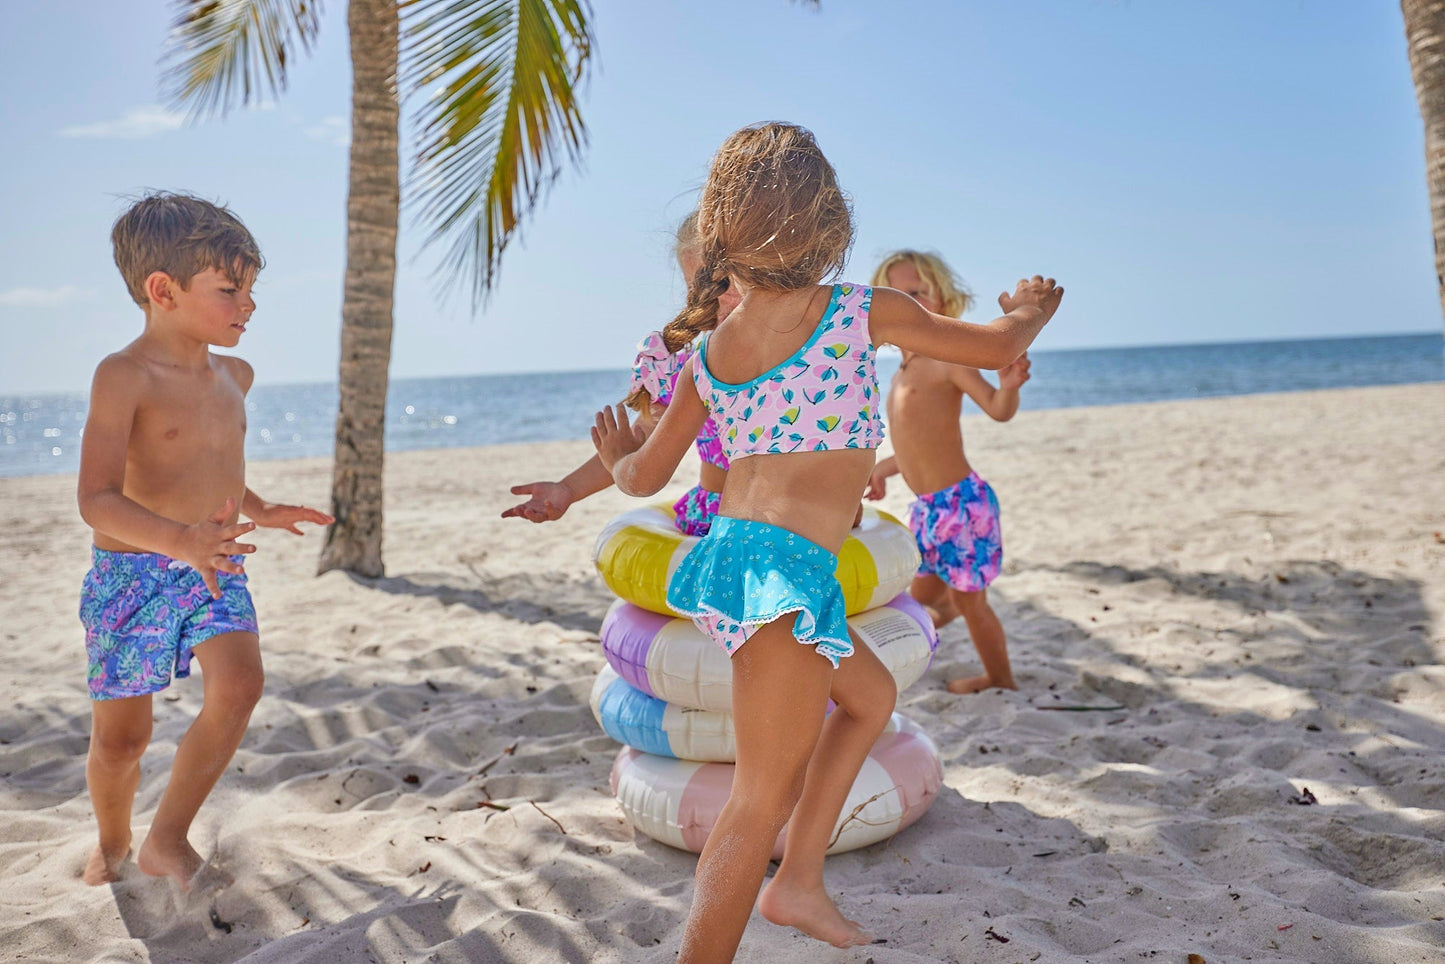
[77,192,331,887]
[867,250,1030,694]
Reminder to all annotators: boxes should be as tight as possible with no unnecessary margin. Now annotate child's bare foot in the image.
[82,837,131,885]
[137,834,206,890]
[758,876,873,948]
[946,674,1017,695]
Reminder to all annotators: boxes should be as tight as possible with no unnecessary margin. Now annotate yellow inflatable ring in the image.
[593,504,920,618]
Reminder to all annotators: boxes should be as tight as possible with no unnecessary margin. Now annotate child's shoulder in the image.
[214,353,255,390]
[90,347,152,396]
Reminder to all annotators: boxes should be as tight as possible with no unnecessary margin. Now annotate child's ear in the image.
[143,271,178,310]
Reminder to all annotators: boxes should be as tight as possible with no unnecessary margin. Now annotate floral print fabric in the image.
[672,484,721,536]
[909,472,1003,593]
[79,548,258,701]
[691,284,885,464]
[665,516,853,668]
[628,332,731,470]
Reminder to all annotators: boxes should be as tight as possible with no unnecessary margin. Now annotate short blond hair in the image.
[871,249,973,318]
[112,192,263,307]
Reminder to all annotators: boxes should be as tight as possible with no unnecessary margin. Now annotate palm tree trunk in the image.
[319,0,399,577]
[1403,0,1445,336]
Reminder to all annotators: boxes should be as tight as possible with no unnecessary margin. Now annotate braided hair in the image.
[666,122,852,342]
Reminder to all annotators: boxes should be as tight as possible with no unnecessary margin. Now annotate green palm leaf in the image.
[162,0,323,118]
[403,0,593,304]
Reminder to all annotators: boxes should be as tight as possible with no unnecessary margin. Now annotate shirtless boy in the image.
[77,192,332,887]
[866,250,1035,694]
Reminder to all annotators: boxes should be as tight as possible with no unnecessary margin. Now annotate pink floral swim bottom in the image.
[672,485,722,537]
[909,472,1002,593]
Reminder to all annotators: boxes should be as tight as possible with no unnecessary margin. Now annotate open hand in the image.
[592,404,646,472]
[177,497,257,599]
[502,481,574,523]
[998,276,1064,323]
[998,352,1031,391]
[249,501,334,535]
[864,468,888,501]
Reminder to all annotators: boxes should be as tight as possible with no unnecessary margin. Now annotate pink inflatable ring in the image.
[609,713,942,858]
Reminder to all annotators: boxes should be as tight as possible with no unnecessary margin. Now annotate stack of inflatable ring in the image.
[590,503,946,857]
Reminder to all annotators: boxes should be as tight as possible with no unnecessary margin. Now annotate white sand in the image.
[2,382,1443,963]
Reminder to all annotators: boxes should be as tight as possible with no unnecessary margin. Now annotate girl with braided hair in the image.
[502,211,740,534]
[593,121,1063,961]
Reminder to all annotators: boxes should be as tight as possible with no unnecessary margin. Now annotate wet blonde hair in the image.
[662,122,853,353]
[871,249,973,318]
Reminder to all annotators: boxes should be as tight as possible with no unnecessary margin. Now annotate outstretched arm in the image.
[865,456,899,500]
[502,455,615,522]
[596,362,708,497]
[955,351,1029,421]
[503,400,667,521]
[871,276,1062,371]
[242,488,333,534]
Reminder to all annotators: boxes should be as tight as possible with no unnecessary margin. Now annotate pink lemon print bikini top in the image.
[692,283,885,464]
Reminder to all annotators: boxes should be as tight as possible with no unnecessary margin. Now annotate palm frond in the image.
[403,0,593,305]
[163,0,324,118]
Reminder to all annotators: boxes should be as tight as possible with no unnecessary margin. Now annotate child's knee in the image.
[210,666,264,714]
[952,589,989,616]
[734,762,809,823]
[848,655,898,719]
[865,672,898,721]
[90,720,150,765]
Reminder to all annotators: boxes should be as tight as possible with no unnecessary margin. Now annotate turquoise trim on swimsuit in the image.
[696,285,842,391]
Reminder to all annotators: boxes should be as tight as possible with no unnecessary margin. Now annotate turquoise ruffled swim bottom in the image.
[665,516,853,667]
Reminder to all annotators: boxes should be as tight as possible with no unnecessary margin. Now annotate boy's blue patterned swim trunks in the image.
[79,547,258,701]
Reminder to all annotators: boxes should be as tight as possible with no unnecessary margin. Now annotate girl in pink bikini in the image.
[593,121,1063,962]
[502,212,739,534]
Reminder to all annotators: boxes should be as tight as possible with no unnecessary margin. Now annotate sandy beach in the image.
[2,381,1443,963]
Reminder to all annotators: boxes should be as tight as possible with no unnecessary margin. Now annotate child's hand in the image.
[249,501,335,535]
[998,276,1064,322]
[864,468,889,501]
[176,498,257,599]
[502,481,574,523]
[998,352,1031,391]
[592,404,646,471]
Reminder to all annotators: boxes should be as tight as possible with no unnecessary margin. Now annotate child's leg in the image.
[84,695,153,885]
[137,631,263,888]
[909,573,958,628]
[946,588,1016,694]
[758,632,896,945]
[678,618,834,964]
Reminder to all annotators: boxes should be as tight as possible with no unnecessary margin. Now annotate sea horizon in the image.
[3,330,1441,479]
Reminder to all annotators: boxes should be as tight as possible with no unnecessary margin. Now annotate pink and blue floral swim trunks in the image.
[909,472,1003,593]
[79,548,258,701]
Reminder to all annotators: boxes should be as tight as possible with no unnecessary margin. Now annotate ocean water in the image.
[3,332,1440,479]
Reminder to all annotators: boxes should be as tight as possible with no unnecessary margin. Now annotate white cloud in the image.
[304,116,349,147]
[0,286,91,308]
[58,106,186,140]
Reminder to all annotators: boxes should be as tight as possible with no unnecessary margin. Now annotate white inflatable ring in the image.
[593,504,920,618]
[609,713,942,858]
[600,592,937,715]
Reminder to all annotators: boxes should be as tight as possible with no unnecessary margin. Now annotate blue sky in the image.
[0,0,1435,393]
